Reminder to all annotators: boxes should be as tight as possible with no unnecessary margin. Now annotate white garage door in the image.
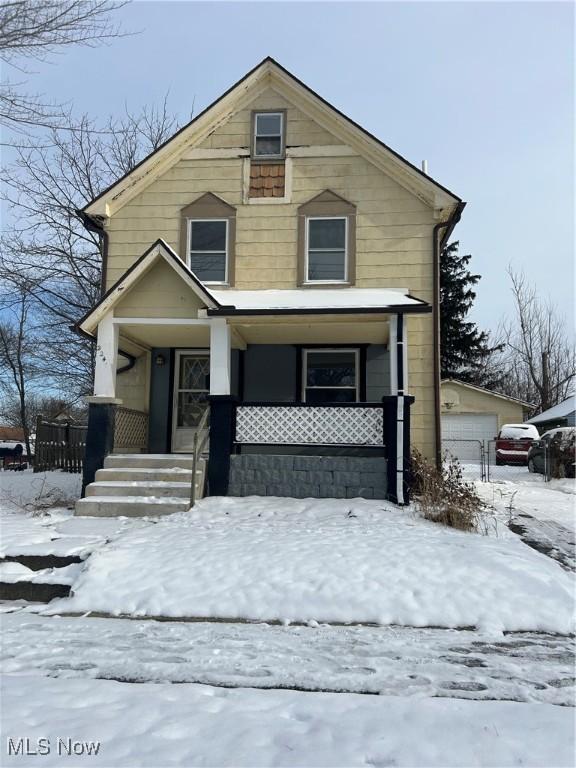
[441,413,498,462]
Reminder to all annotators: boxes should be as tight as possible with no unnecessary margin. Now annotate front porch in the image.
[78,241,427,506]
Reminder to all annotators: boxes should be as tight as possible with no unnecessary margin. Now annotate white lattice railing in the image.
[235,405,384,446]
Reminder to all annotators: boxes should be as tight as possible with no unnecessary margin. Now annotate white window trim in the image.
[187,218,229,286]
[304,216,348,284]
[253,111,284,159]
[302,348,360,403]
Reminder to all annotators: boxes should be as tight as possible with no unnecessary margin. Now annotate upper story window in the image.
[188,219,228,284]
[297,191,356,286]
[252,111,285,160]
[179,193,236,286]
[306,217,347,283]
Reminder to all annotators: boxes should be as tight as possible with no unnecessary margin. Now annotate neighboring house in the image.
[76,57,464,511]
[0,427,25,442]
[526,394,576,434]
[441,379,532,444]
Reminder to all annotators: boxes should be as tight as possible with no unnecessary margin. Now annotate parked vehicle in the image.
[527,427,575,478]
[495,423,540,466]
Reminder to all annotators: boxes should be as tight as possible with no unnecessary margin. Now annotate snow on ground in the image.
[0,468,81,514]
[1,674,573,768]
[49,496,575,633]
[476,471,575,532]
[0,469,151,558]
[2,613,573,705]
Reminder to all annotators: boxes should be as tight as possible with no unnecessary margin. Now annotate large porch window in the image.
[302,348,359,404]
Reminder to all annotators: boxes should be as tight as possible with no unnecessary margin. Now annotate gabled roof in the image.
[526,394,576,424]
[83,57,462,219]
[77,239,220,336]
[441,379,534,408]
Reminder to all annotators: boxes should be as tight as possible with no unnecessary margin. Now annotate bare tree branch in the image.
[0,0,129,133]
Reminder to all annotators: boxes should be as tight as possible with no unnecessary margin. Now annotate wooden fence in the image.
[33,415,87,473]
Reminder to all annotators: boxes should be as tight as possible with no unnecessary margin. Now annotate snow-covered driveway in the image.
[49,496,574,634]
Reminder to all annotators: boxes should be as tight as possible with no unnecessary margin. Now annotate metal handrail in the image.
[190,407,210,508]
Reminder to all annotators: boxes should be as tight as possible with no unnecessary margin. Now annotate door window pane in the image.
[177,392,208,428]
[307,218,346,281]
[189,220,227,283]
[179,356,209,390]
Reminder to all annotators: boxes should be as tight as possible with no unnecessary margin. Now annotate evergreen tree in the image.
[440,241,501,384]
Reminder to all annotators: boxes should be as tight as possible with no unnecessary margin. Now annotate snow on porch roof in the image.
[207,288,431,315]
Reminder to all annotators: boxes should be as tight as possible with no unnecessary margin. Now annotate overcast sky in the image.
[11,1,575,332]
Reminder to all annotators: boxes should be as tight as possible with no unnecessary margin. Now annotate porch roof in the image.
[207,288,430,316]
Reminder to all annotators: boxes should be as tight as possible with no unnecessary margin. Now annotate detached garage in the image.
[441,380,532,461]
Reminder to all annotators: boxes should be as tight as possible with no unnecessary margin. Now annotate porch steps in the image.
[104,455,196,470]
[86,481,190,498]
[76,454,207,517]
[75,496,190,518]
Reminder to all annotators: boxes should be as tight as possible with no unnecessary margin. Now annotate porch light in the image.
[155,354,166,367]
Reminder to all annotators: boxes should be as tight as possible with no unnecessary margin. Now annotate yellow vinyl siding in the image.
[113,259,206,319]
[199,89,343,149]
[104,87,439,458]
[115,353,150,413]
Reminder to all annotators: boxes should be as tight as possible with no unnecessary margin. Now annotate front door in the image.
[172,351,210,453]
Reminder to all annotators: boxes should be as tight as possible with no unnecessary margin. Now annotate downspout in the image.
[432,201,466,469]
[76,209,109,297]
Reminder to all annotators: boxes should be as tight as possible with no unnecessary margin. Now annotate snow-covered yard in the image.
[1,469,574,767]
[476,471,575,532]
[1,675,573,768]
[0,469,81,515]
[44,495,574,634]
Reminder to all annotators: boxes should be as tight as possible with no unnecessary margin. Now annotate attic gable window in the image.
[252,111,285,159]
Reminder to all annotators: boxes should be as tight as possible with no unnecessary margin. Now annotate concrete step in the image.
[86,481,191,499]
[95,467,194,483]
[104,454,194,470]
[0,582,70,602]
[1,554,83,570]
[75,496,190,518]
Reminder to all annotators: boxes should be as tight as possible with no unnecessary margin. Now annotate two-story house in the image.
[75,57,464,516]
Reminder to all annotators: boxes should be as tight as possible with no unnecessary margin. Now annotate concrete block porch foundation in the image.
[228,454,387,499]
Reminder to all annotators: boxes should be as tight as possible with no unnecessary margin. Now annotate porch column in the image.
[389,313,408,396]
[387,313,410,505]
[94,311,119,398]
[209,318,231,395]
[83,311,120,494]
